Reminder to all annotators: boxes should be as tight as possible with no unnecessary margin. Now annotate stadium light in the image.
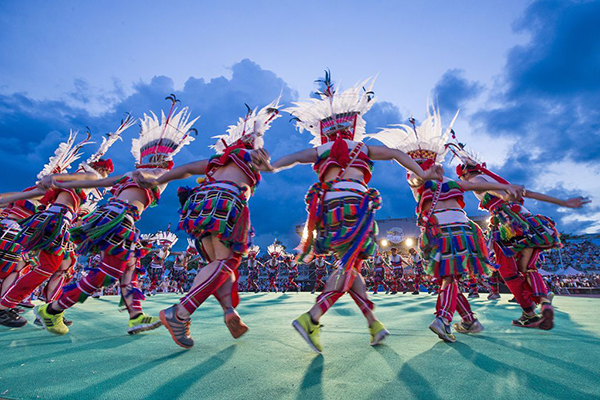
[405,238,414,247]
[380,239,389,247]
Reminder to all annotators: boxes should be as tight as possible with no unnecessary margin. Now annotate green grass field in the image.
[1,293,599,400]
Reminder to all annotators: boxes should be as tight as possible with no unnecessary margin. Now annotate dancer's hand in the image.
[37,176,58,191]
[561,196,591,208]
[422,164,444,181]
[503,185,523,202]
[251,149,275,171]
[133,170,159,188]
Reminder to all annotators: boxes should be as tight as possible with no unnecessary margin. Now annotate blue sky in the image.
[1,0,599,251]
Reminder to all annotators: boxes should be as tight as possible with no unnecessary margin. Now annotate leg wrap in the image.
[348,288,374,317]
[56,254,127,310]
[456,292,475,323]
[436,279,458,322]
[526,249,548,300]
[120,272,144,314]
[44,271,68,303]
[180,257,239,315]
[1,251,63,308]
[315,290,345,314]
[496,243,535,313]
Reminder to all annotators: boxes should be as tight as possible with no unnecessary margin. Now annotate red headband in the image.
[90,159,114,174]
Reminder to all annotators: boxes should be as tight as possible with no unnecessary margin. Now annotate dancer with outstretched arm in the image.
[255,72,443,353]
[136,100,280,348]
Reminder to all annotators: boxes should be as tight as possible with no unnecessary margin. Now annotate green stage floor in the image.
[1,293,599,400]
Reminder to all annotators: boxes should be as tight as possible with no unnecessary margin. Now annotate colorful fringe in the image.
[178,180,253,256]
[13,205,73,256]
[69,199,141,261]
[298,179,381,273]
[419,220,494,278]
[485,201,562,256]
[0,219,23,275]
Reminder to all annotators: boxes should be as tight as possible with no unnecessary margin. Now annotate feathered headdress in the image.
[267,241,284,257]
[186,238,198,255]
[285,70,376,147]
[140,233,155,243]
[132,95,199,169]
[37,131,93,180]
[154,230,178,247]
[78,113,136,175]
[445,140,484,178]
[248,245,260,257]
[211,98,281,153]
[368,102,459,165]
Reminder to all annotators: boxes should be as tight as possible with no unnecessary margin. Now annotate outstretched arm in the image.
[524,190,590,209]
[38,172,106,191]
[56,175,123,190]
[256,148,318,173]
[0,189,45,206]
[369,145,443,181]
[458,179,522,201]
[135,160,209,188]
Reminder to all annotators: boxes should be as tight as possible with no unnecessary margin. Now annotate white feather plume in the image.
[211,97,281,153]
[132,107,199,165]
[267,242,285,256]
[37,130,92,180]
[154,231,178,246]
[83,114,135,168]
[368,102,459,162]
[248,245,260,256]
[446,142,484,167]
[285,77,376,147]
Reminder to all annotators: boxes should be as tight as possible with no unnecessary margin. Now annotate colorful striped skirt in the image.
[488,202,561,256]
[419,208,493,278]
[70,198,141,261]
[178,180,252,256]
[13,204,74,256]
[0,218,23,277]
[314,192,380,271]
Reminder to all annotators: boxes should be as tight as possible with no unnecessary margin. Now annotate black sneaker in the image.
[508,297,518,303]
[0,308,28,328]
[512,312,541,328]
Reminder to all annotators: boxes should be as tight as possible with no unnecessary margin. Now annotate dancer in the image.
[147,230,177,293]
[169,239,198,293]
[310,254,330,294]
[389,247,405,294]
[266,241,283,292]
[370,103,522,342]
[256,72,443,352]
[244,245,262,292]
[408,247,424,295]
[32,99,198,335]
[0,129,117,327]
[136,99,281,348]
[448,140,589,329]
[0,189,44,326]
[371,250,389,294]
[283,252,300,292]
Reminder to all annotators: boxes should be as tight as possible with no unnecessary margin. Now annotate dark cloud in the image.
[473,0,600,162]
[431,69,483,116]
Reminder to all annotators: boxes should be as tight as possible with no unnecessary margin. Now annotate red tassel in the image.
[330,136,350,167]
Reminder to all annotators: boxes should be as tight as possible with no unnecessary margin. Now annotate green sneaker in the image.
[128,313,162,335]
[292,312,323,354]
[369,320,390,346]
[34,304,69,335]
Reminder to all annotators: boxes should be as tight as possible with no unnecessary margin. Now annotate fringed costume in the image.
[371,102,487,341]
[39,100,197,336]
[450,140,560,328]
